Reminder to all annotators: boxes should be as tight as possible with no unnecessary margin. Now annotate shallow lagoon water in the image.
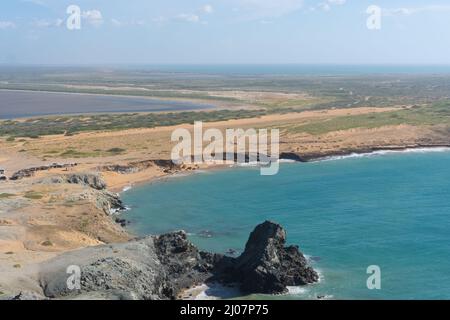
[0,90,213,119]
[122,150,450,299]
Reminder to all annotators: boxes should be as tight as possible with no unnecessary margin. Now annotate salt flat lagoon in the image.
[0,90,213,119]
[122,149,450,299]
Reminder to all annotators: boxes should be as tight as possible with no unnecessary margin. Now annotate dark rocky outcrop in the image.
[46,173,125,214]
[229,221,319,294]
[36,221,317,300]
[98,164,140,174]
[153,231,221,297]
[9,163,77,180]
[97,191,126,214]
[99,159,181,175]
[65,173,107,190]
[115,218,130,227]
[279,152,305,162]
[38,233,217,300]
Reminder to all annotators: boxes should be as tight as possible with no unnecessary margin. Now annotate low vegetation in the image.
[41,240,53,247]
[287,102,450,135]
[0,193,15,199]
[24,191,44,200]
[0,109,268,138]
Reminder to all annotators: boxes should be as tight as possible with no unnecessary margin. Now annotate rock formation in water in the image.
[32,221,318,300]
[229,221,319,294]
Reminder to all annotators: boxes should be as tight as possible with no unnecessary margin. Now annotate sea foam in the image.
[318,147,450,162]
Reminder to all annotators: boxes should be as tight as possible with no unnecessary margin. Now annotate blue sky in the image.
[1,0,450,65]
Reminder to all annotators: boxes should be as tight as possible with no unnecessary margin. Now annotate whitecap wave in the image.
[318,147,450,162]
[235,161,260,167]
[287,286,308,295]
[278,159,297,163]
[181,283,241,300]
[315,269,324,283]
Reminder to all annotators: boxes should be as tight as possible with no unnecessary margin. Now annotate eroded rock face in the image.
[39,237,169,300]
[65,173,107,190]
[44,173,125,214]
[231,221,319,294]
[153,231,219,297]
[96,191,126,214]
[35,221,317,300]
[39,233,215,300]
[9,163,77,180]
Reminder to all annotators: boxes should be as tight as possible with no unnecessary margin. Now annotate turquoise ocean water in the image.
[122,149,450,299]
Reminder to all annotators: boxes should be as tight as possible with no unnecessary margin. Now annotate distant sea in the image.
[122,149,450,299]
[136,64,450,76]
[2,64,450,118]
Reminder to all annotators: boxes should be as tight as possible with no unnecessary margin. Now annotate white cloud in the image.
[383,5,450,17]
[175,5,214,24]
[0,21,16,29]
[111,18,145,27]
[202,4,214,14]
[151,4,213,26]
[20,0,47,7]
[328,0,346,5]
[82,10,104,26]
[152,16,168,24]
[319,3,330,11]
[32,19,63,28]
[236,0,304,19]
[111,18,122,27]
[318,0,346,11]
[176,13,200,23]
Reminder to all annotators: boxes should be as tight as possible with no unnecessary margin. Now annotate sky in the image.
[1,0,450,65]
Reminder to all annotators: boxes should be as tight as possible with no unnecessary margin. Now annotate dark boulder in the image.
[154,231,221,297]
[230,221,318,294]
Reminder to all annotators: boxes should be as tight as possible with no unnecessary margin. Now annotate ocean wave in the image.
[278,159,297,163]
[235,161,260,167]
[122,185,132,192]
[316,269,324,283]
[182,283,241,300]
[318,147,450,162]
[167,172,191,179]
[233,159,296,167]
[286,286,308,295]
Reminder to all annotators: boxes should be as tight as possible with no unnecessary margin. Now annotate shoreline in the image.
[115,144,450,301]
[2,134,450,299]
[0,144,450,300]
[114,144,450,195]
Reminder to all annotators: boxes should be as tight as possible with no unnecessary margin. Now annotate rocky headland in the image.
[9,221,317,300]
